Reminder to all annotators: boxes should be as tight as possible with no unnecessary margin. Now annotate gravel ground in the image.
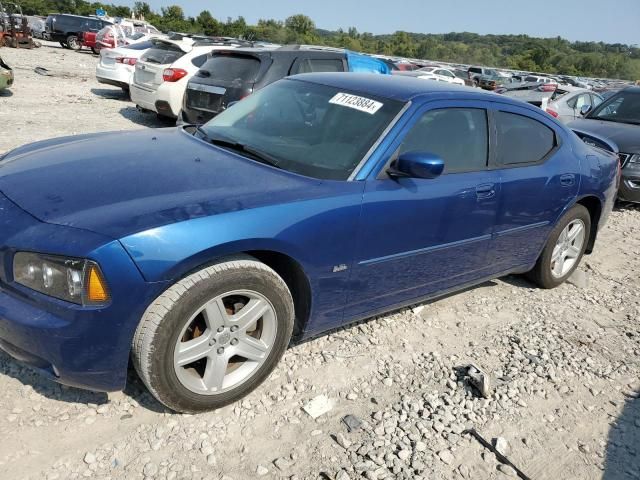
[0,42,639,480]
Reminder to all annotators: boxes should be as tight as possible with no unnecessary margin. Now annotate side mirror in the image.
[389,151,445,179]
[580,104,592,116]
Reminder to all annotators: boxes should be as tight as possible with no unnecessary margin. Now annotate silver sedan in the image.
[546,88,604,123]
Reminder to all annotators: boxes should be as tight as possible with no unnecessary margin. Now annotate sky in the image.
[139,0,640,45]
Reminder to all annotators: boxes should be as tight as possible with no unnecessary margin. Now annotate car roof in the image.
[288,72,504,102]
[214,46,344,58]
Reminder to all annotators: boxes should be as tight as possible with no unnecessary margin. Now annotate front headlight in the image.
[13,252,109,305]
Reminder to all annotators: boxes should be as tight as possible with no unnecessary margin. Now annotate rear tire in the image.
[526,204,590,289]
[132,256,295,413]
[66,35,80,50]
[91,47,99,55]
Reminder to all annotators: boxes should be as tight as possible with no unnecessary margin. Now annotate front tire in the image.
[526,204,590,289]
[132,256,294,413]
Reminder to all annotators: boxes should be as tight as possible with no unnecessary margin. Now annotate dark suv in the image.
[45,14,112,50]
[181,46,389,124]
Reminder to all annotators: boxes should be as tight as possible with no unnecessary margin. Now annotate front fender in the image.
[119,194,363,284]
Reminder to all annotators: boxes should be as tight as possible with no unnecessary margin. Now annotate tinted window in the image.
[524,76,538,82]
[142,43,185,65]
[294,58,344,74]
[202,55,262,83]
[589,90,640,124]
[496,111,555,165]
[191,54,208,68]
[469,67,481,74]
[592,94,603,107]
[399,108,488,174]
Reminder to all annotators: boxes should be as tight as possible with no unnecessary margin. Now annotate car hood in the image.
[0,128,320,238]
[567,118,640,153]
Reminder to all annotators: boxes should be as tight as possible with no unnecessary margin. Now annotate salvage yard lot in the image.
[0,42,639,480]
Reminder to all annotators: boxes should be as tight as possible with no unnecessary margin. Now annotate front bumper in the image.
[618,176,640,203]
[0,192,161,392]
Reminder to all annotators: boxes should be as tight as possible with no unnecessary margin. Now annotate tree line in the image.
[14,0,640,80]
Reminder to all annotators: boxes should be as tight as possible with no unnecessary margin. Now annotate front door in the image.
[345,101,500,318]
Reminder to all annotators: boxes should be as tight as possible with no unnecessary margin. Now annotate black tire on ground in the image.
[91,47,99,55]
[132,255,295,413]
[59,41,67,48]
[66,35,80,50]
[526,204,591,289]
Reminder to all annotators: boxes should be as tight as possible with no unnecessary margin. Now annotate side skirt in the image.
[297,264,535,343]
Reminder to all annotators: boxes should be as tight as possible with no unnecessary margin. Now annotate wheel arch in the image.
[150,241,314,339]
[575,194,603,254]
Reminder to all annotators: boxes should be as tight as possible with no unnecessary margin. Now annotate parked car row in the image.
[95,34,393,123]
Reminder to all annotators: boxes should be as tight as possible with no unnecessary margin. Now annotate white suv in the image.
[130,37,243,120]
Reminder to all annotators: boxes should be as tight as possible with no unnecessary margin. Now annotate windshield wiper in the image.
[206,134,282,169]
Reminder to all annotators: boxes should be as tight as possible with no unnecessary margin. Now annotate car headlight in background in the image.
[13,252,109,305]
[622,154,640,173]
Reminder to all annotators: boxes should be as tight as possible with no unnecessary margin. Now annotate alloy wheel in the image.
[173,290,277,395]
[550,219,586,278]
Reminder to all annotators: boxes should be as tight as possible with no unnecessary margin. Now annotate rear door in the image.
[487,104,579,270]
[134,40,187,91]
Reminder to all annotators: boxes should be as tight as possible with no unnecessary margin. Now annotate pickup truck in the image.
[79,30,99,54]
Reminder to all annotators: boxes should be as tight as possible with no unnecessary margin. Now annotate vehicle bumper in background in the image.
[96,65,133,89]
[618,175,640,203]
[0,71,13,90]
[130,83,159,113]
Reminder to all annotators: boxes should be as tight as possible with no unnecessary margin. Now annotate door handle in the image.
[475,183,496,199]
[560,174,575,187]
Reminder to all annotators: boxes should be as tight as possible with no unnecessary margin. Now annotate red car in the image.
[79,30,99,54]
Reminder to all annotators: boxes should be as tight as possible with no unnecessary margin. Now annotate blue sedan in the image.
[0,73,619,412]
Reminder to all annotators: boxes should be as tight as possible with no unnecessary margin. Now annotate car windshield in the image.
[198,79,404,180]
[589,90,640,125]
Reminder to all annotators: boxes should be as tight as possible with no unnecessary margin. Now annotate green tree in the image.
[284,14,315,36]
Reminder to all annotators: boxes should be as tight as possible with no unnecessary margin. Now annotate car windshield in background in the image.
[201,54,262,83]
[198,79,404,180]
[589,90,640,125]
[142,42,184,64]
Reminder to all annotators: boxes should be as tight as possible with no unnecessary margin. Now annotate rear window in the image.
[524,76,539,82]
[295,58,344,74]
[201,55,262,83]
[142,43,185,65]
[124,40,154,51]
[469,67,481,74]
